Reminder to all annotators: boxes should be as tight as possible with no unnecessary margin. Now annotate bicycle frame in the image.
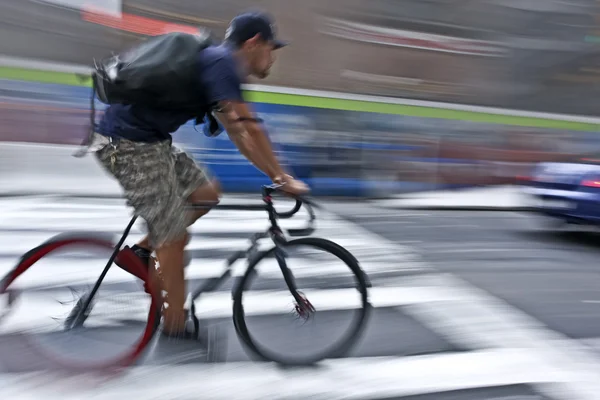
[67,184,316,330]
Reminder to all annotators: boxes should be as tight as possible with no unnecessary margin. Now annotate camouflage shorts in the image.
[93,132,209,248]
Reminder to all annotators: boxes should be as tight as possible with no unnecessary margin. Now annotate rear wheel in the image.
[0,233,160,372]
[232,237,371,366]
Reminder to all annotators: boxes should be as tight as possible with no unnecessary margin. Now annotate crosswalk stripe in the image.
[3,209,287,222]
[0,256,409,290]
[0,232,405,255]
[0,284,466,334]
[0,219,351,236]
[4,195,576,399]
[0,200,419,294]
[0,219,292,234]
[0,348,555,400]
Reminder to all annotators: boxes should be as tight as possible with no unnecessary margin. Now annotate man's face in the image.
[242,37,277,79]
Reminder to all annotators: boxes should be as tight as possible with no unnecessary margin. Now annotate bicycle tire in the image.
[232,237,371,366]
[0,233,160,372]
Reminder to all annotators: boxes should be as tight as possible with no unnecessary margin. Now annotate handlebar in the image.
[188,183,318,237]
[262,183,318,237]
[273,198,303,219]
[282,195,316,237]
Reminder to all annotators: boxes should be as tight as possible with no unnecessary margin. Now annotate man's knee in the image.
[188,178,222,220]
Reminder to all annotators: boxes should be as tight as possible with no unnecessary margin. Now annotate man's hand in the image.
[273,174,310,196]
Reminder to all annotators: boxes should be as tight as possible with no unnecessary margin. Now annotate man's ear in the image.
[244,34,261,49]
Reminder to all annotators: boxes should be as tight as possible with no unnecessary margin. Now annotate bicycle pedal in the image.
[184,318,198,334]
[184,293,196,314]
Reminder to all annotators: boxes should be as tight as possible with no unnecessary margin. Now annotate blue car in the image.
[522,156,600,225]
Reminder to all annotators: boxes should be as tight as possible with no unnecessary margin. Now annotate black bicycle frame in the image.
[68,184,316,329]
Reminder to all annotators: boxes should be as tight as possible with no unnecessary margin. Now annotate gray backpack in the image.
[75,30,219,157]
[92,30,213,110]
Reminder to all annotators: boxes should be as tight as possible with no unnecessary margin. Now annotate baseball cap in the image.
[224,12,288,49]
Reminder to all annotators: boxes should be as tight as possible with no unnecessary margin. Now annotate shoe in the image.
[114,245,191,295]
[160,304,206,342]
[115,245,191,276]
[160,305,228,362]
[114,245,152,293]
[115,245,151,278]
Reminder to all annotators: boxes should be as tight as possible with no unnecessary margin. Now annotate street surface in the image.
[0,196,599,399]
[339,207,600,344]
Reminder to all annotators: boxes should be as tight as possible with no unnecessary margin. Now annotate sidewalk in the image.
[372,185,533,211]
[0,142,122,197]
[0,141,533,208]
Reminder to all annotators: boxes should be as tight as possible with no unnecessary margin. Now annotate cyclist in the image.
[89,11,309,340]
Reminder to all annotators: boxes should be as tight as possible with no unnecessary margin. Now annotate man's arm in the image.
[213,101,288,182]
[197,50,301,190]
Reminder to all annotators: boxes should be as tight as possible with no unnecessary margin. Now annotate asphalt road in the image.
[1,197,599,399]
[337,205,600,347]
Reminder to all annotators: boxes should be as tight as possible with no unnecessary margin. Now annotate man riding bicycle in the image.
[89,11,309,341]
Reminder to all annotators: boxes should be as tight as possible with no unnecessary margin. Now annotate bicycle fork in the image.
[274,245,315,321]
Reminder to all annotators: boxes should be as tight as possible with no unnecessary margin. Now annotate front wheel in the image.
[232,237,371,366]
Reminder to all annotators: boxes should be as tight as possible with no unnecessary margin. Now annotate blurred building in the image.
[1,0,600,115]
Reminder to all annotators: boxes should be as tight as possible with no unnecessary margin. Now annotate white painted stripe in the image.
[1,208,309,223]
[2,205,305,220]
[0,218,312,234]
[0,231,405,257]
[0,206,417,290]
[0,255,408,289]
[0,233,254,254]
[0,196,61,224]
[0,203,315,225]
[0,258,151,288]
[0,285,464,334]
[402,275,600,400]
[0,193,293,209]
[0,349,559,399]
[321,212,600,400]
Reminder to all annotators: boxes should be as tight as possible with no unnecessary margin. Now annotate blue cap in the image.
[225,12,288,49]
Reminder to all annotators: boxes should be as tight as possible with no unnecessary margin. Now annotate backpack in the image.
[92,30,214,111]
[75,30,218,157]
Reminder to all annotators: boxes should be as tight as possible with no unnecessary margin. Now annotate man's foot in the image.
[161,307,206,342]
[114,245,191,292]
[160,306,228,361]
[115,245,151,278]
[115,245,191,274]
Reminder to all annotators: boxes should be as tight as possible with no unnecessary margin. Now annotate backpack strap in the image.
[236,117,264,123]
[73,71,98,158]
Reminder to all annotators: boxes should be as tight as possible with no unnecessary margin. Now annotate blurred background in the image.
[0,0,600,197]
[3,3,600,398]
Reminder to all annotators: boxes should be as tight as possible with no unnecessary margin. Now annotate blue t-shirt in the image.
[96,44,245,142]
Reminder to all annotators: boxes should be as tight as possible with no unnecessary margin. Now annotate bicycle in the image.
[0,184,371,371]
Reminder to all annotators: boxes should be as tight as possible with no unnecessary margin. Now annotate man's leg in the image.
[94,137,196,335]
[130,177,220,320]
[132,177,221,253]
[155,235,188,334]
[156,150,221,335]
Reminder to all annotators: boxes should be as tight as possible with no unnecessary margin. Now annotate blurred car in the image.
[521,155,600,225]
